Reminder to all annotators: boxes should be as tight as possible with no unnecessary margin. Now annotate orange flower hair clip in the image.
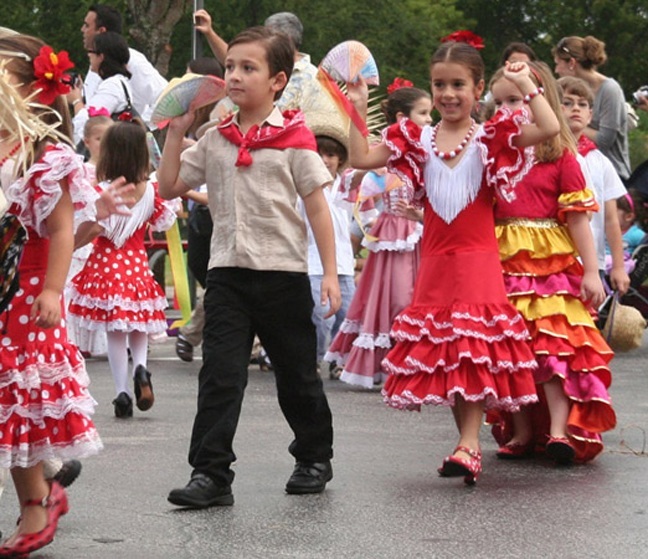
[32,46,74,105]
[387,77,414,95]
[441,30,485,50]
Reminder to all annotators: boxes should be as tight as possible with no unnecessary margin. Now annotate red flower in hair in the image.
[117,112,134,122]
[32,45,74,105]
[387,77,414,95]
[441,30,485,50]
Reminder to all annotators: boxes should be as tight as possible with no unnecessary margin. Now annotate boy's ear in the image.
[271,71,288,93]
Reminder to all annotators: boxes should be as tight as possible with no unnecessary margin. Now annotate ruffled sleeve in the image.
[7,143,99,237]
[557,189,599,223]
[556,150,598,223]
[477,107,535,203]
[149,180,181,232]
[383,119,427,196]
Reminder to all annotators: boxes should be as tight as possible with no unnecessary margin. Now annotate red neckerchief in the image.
[218,109,317,167]
[577,135,597,157]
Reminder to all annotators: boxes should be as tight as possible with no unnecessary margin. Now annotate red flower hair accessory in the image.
[33,45,74,105]
[441,30,485,50]
[387,77,414,95]
[117,112,134,122]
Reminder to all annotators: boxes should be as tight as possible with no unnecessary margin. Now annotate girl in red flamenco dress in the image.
[68,121,180,419]
[0,34,104,557]
[345,39,561,485]
[487,62,615,465]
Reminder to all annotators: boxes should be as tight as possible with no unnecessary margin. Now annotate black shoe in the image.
[285,461,333,494]
[167,473,234,508]
[175,335,194,362]
[112,391,133,418]
[133,365,154,411]
[52,460,82,488]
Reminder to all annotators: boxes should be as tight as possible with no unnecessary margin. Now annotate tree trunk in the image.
[126,0,190,77]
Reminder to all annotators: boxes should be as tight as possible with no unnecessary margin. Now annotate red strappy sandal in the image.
[0,481,69,558]
[545,435,575,465]
[496,440,535,460]
[439,445,482,485]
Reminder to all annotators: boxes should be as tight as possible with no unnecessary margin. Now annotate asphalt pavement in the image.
[1,334,648,559]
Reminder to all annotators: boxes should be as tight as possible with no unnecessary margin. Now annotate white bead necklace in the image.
[430,119,476,160]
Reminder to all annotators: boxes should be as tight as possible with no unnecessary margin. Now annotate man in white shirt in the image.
[81,4,167,124]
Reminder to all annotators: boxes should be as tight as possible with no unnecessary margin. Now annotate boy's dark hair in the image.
[89,4,123,34]
[96,121,149,183]
[380,87,430,125]
[94,31,131,79]
[557,76,594,106]
[499,42,537,66]
[188,56,224,79]
[228,26,294,100]
[316,135,347,166]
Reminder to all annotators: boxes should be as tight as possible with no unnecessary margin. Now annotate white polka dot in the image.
[1,338,10,347]
[112,263,118,269]
[15,289,24,297]
[37,332,46,342]
[104,267,110,273]
[42,390,49,399]
[31,390,38,399]
[126,270,132,276]
[25,296,34,305]
[19,315,29,325]
[53,427,59,435]
[53,329,61,339]
[29,277,40,285]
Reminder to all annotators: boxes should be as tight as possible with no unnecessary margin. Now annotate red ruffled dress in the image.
[490,150,616,462]
[0,144,103,468]
[67,180,177,341]
[381,112,538,413]
[325,177,422,388]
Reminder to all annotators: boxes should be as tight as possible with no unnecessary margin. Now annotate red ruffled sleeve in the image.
[149,181,181,232]
[383,119,427,198]
[478,107,535,203]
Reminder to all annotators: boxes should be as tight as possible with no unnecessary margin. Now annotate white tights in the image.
[106,331,148,397]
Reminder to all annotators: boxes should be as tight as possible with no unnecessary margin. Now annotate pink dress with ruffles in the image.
[325,178,422,388]
[381,113,539,412]
[0,143,103,468]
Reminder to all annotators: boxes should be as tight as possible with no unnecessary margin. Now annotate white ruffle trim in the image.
[353,332,392,350]
[70,316,168,334]
[68,292,168,313]
[382,354,537,376]
[0,361,90,391]
[391,326,531,344]
[383,386,539,412]
[7,144,97,236]
[394,309,527,330]
[362,223,423,252]
[340,370,387,389]
[0,433,103,469]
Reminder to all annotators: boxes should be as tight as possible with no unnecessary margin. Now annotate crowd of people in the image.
[0,2,647,556]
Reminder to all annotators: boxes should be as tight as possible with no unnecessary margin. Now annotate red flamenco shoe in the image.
[0,481,69,558]
[439,445,482,485]
[496,440,534,460]
[545,436,575,465]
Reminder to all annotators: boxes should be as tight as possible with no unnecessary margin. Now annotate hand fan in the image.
[151,73,226,129]
[319,41,379,86]
[359,171,403,200]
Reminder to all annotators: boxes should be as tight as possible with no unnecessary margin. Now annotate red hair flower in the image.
[32,45,74,105]
[387,77,414,95]
[117,112,134,122]
[441,30,485,50]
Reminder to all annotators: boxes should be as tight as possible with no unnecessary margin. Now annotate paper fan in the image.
[151,73,226,129]
[319,41,379,86]
[360,171,402,200]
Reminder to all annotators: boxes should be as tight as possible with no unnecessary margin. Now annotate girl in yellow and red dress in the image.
[488,61,615,465]
[345,33,561,485]
[0,34,103,557]
[68,120,179,418]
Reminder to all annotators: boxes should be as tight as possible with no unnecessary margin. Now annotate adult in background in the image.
[80,3,167,124]
[553,35,631,181]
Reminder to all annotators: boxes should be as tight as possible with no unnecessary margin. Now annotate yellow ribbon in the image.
[165,220,192,329]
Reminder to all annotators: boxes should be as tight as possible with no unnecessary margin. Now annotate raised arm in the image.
[157,112,196,200]
[194,9,228,64]
[347,77,393,170]
[503,62,560,147]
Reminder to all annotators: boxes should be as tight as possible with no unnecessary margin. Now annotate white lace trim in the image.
[394,309,526,330]
[391,326,531,344]
[7,144,98,236]
[353,332,392,350]
[362,223,423,252]
[383,386,539,412]
[323,350,346,364]
[0,394,98,424]
[339,319,361,334]
[68,291,168,313]
[383,121,427,191]
[0,362,90,391]
[0,435,103,469]
[340,370,387,389]
[70,316,168,333]
[382,354,537,376]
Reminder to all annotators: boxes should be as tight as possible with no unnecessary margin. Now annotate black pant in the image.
[188,267,334,486]
[187,204,213,288]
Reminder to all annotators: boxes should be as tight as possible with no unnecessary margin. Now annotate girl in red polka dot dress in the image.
[0,34,103,557]
[68,121,180,418]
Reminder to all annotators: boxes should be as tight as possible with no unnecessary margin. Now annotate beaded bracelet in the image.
[523,87,544,104]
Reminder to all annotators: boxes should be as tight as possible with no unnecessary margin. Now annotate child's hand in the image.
[394,200,422,222]
[609,267,630,296]
[580,271,605,308]
[502,60,531,87]
[346,76,369,111]
[320,274,341,319]
[31,288,61,329]
[193,9,213,35]
[96,177,135,220]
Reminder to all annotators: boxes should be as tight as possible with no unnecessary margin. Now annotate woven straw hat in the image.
[603,297,646,352]
[304,110,350,153]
